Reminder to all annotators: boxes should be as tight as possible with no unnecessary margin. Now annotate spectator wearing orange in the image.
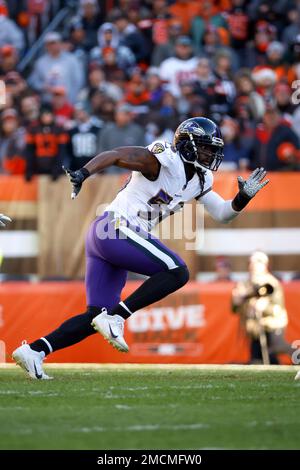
[0,108,26,175]
[251,106,300,171]
[124,71,150,113]
[24,104,69,181]
[226,0,249,44]
[151,0,173,48]
[50,86,74,129]
[151,17,183,66]
[169,0,202,34]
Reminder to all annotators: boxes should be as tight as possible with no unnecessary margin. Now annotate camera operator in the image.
[232,251,293,364]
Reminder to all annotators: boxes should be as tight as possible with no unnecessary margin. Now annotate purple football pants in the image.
[85,212,185,309]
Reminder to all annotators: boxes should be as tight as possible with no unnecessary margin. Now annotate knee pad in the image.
[170,265,189,287]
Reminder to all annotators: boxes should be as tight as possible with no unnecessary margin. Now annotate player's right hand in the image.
[63,166,90,199]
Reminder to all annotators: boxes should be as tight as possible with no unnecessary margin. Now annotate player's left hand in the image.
[237,167,269,198]
[0,214,12,227]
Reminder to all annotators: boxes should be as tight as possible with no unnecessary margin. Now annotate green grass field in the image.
[0,364,299,450]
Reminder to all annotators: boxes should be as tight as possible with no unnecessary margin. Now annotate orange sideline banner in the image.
[1,173,300,209]
[0,176,37,201]
[1,281,299,364]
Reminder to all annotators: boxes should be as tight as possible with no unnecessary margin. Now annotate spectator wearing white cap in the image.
[29,32,84,104]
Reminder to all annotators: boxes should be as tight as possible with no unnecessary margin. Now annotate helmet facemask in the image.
[176,132,224,171]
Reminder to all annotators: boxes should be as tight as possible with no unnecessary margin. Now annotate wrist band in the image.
[232,191,252,211]
[81,167,90,180]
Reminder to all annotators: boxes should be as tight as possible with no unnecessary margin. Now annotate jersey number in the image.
[148,189,173,206]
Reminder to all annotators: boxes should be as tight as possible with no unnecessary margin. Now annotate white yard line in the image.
[1,363,298,372]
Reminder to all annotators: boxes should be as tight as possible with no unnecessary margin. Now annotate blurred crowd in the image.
[1,0,300,180]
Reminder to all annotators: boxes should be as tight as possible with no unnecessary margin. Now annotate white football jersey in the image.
[106,140,213,232]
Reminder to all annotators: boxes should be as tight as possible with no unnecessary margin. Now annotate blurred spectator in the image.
[73,0,104,52]
[93,95,115,122]
[199,25,239,71]
[19,93,40,127]
[220,116,250,170]
[124,70,150,118]
[287,33,300,83]
[151,17,183,66]
[144,118,173,146]
[168,0,202,34]
[274,81,295,121]
[90,22,136,74]
[282,6,300,46]
[265,41,289,82]
[50,86,74,129]
[245,21,277,68]
[191,1,228,53]
[0,45,19,75]
[0,108,26,175]
[209,50,236,121]
[225,0,249,58]
[98,103,145,158]
[146,66,164,110]
[78,63,123,107]
[113,13,150,63]
[251,66,277,105]
[192,58,216,112]
[235,70,265,121]
[250,106,300,171]
[151,0,172,49]
[24,104,68,181]
[0,1,24,53]
[29,32,84,104]
[159,90,180,128]
[64,17,88,72]
[159,36,198,97]
[215,256,232,281]
[68,103,103,170]
[4,71,28,105]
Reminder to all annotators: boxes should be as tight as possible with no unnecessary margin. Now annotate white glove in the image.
[237,167,269,198]
[0,214,12,227]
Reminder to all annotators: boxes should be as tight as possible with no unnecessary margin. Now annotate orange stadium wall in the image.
[1,281,299,364]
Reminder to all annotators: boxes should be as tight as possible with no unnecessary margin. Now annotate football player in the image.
[13,117,269,379]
